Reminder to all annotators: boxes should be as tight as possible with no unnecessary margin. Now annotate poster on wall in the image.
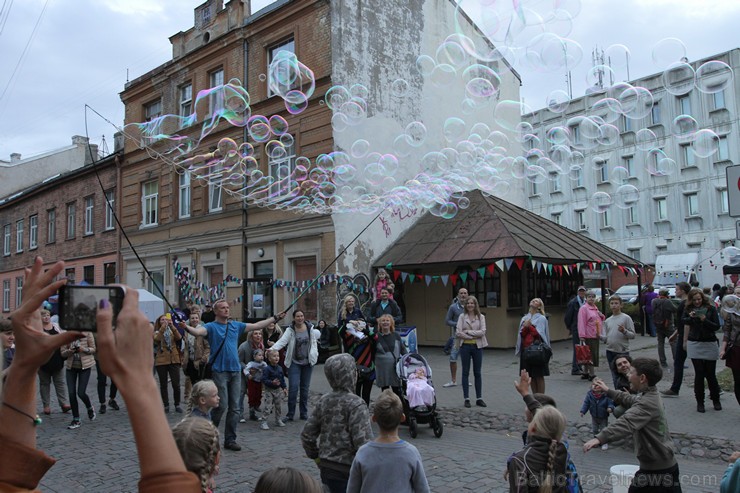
[252,294,264,309]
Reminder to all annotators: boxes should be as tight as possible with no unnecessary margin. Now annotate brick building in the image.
[0,151,121,314]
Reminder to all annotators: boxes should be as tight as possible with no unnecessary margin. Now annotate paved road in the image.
[34,334,734,492]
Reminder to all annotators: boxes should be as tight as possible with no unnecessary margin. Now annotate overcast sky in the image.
[0,0,737,161]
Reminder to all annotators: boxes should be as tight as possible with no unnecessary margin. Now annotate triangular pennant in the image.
[393,270,401,282]
[514,258,525,270]
[504,258,514,270]
[386,263,393,270]
[401,272,408,282]
[425,275,432,286]
[486,264,495,275]
[496,259,505,272]
[460,272,468,283]
[450,274,459,286]
[441,275,449,286]
[477,267,486,278]
[409,274,415,284]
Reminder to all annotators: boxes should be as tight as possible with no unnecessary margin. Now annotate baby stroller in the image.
[396,353,443,438]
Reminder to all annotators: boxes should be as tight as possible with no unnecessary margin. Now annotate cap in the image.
[577,286,586,292]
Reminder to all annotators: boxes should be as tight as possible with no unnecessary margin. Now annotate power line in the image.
[0,0,14,38]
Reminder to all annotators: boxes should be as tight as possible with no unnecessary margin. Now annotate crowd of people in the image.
[1,258,739,492]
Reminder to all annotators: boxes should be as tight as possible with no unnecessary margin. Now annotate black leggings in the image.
[732,366,740,406]
[96,360,117,404]
[155,364,181,407]
[66,368,92,419]
[355,378,373,406]
[691,358,720,403]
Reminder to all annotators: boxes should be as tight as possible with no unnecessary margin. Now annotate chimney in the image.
[10,153,21,163]
[72,135,89,146]
[114,132,125,152]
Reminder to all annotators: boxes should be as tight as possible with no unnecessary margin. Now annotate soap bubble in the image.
[646,149,677,176]
[405,121,427,147]
[590,191,613,213]
[614,184,640,209]
[350,139,370,159]
[590,97,622,124]
[692,129,720,158]
[415,55,436,76]
[546,89,570,113]
[284,90,309,115]
[604,44,631,69]
[662,62,695,96]
[443,117,466,142]
[618,86,653,120]
[546,126,571,145]
[651,38,687,67]
[695,60,734,94]
[635,128,658,151]
[671,115,699,141]
[611,166,630,185]
[430,64,457,87]
[391,78,410,97]
[721,247,740,267]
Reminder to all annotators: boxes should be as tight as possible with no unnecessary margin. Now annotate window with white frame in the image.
[104,190,115,230]
[686,193,699,216]
[142,181,159,227]
[267,38,296,97]
[15,277,22,308]
[677,95,691,115]
[656,198,668,220]
[569,124,581,144]
[551,213,562,225]
[719,189,729,214]
[623,156,635,177]
[67,203,76,238]
[549,173,561,193]
[144,99,162,122]
[47,209,56,243]
[628,206,638,224]
[530,181,539,196]
[84,196,94,235]
[575,210,586,230]
[179,83,193,118]
[268,135,297,194]
[2,279,9,311]
[599,165,609,183]
[717,136,729,161]
[681,144,695,168]
[627,248,641,262]
[209,177,223,212]
[600,209,611,228]
[15,219,23,252]
[179,173,191,218]
[622,115,632,132]
[209,68,224,113]
[713,90,726,110]
[3,224,9,256]
[29,215,37,249]
[573,167,584,188]
[651,102,661,125]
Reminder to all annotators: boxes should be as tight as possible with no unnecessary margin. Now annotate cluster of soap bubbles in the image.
[122,0,734,221]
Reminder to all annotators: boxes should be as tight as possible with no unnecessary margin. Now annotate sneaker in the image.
[276,419,286,427]
[224,441,242,451]
[260,422,270,430]
[239,417,247,423]
[464,399,471,408]
[67,419,81,430]
[175,406,183,413]
[87,407,96,421]
[443,381,457,388]
[108,399,120,411]
[661,389,679,398]
[476,399,487,407]
[601,443,609,450]
[285,415,294,421]
[99,404,106,414]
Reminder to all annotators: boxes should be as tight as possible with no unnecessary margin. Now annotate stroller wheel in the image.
[433,418,444,438]
[409,417,418,438]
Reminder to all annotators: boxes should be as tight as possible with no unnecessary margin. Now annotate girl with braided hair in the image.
[507,405,569,492]
[187,380,220,420]
[172,417,221,493]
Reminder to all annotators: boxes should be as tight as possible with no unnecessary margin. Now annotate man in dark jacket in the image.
[564,286,587,375]
[368,288,402,327]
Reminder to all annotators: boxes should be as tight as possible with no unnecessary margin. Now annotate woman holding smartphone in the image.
[154,314,183,413]
[681,288,722,413]
[60,332,96,429]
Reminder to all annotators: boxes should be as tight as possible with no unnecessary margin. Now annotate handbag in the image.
[356,364,373,380]
[575,342,592,365]
[523,340,552,366]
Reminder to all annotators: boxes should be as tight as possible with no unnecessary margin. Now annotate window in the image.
[651,102,661,125]
[628,206,638,224]
[209,177,223,212]
[142,180,159,227]
[677,95,691,115]
[3,224,10,256]
[144,99,162,121]
[719,189,729,214]
[29,215,37,249]
[147,271,164,298]
[252,261,274,319]
[656,198,668,220]
[575,210,586,230]
[209,68,224,112]
[599,165,608,184]
[551,213,562,225]
[600,209,611,228]
[717,136,729,161]
[65,268,76,284]
[15,219,23,252]
[569,124,581,144]
[686,193,699,216]
[572,167,584,188]
[627,248,641,262]
[267,38,296,97]
[530,181,539,196]
[681,144,695,168]
[268,135,297,197]
[713,90,726,110]
[104,262,117,285]
[105,190,115,230]
[623,156,635,177]
[84,196,94,235]
[622,115,632,132]
[47,209,56,243]
[179,83,193,118]
[66,203,76,239]
[15,277,22,308]
[2,280,9,311]
[179,172,191,218]
[549,173,561,193]
[83,266,95,284]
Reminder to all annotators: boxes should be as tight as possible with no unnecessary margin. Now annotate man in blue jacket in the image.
[564,286,587,376]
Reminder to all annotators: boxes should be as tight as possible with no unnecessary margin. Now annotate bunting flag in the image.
[441,275,449,286]
[477,267,486,278]
[495,259,505,272]
[470,271,477,281]
[425,275,432,286]
[505,258,514,271]
[486,264,495,275]
[460,272,468,283]
[514,258,525,270]
[392,269,401,282]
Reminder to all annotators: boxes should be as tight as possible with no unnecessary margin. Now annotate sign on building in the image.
[727,165,740,217]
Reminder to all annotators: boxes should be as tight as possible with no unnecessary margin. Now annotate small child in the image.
[245,349,267,421]
[580,381,615,449]
[260,349,287,430]
[187,380,220,420]
[172,417,221,493]
[374,268,391,300]
[406,367,435,409]
[347,389,430,493]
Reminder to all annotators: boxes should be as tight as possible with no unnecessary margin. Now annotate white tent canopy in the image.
[136,288,165,323]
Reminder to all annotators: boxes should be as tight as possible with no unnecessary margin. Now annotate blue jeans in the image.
[287,363,313,419]
[570,328,581,373]
[645,315,656,337]
[459,343,482,400]
[670,343,687,394]
[212,371,241,445]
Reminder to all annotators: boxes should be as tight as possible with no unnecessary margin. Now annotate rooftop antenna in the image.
[563,43,573,98]
[98,135,109,158]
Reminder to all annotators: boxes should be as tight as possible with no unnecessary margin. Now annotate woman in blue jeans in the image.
[455,296,488,408]
[271,310,320,420]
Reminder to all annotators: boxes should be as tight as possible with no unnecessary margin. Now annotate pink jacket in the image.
[455,313,489,348]
[578,303,605,339]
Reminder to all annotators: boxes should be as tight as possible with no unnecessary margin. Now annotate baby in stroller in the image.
[406,366,435,409]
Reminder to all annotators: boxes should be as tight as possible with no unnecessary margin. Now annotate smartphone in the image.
[58,285,125,332]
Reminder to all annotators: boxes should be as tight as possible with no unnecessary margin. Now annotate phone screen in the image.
[58,285,125,332]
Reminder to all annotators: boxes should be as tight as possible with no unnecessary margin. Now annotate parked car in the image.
[614,284,640,304]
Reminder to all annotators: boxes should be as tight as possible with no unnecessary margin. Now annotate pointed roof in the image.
[374,190,642,268]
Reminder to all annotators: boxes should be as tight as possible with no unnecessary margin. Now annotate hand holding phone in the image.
[58,286,125,332]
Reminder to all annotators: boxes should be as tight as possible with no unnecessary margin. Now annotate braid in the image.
[187,380,216,416]
[172,418,221,493]
[201,429,221,493]
[539,439,557,493]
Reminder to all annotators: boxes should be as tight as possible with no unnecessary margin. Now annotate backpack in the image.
[563,440,584,493]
